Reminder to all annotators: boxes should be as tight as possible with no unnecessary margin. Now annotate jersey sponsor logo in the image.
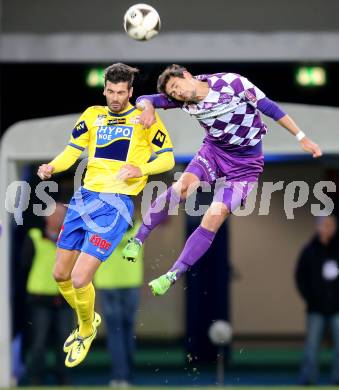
[244,90,257,104]
[89,234,112,251]
[196,155,216,181]
[190,101,237,121]
[107,118,126,125]
[95,125,133,161]
[72,121,88,139]
[96,125,133,145]
[94,114,107,126]
[152,130,166,148]
[129,115,140,124]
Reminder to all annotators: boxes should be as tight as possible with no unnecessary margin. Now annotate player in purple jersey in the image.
[123,64,322,296]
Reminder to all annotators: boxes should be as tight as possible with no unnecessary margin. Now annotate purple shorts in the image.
[185,142,264,211]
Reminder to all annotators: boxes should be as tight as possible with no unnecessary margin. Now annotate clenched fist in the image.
[37,164,55,180]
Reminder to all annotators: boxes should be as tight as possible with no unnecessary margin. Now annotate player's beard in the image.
[190,91,198,102]
[186,90,199,103]
[176,90,197,104]
[108,97,129,113]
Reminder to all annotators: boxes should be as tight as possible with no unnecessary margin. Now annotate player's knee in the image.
[71,271,87,289]
[219,203,230,218]
[175,178,199,199]
[173,181,188,198]
[53,268,70,282]
[209,201,229,217]
[201,203,230,231]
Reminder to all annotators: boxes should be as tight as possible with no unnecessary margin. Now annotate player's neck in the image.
[195,81,210,101]
[120,102,133,112]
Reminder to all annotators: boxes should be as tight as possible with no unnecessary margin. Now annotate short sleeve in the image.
[222,73,266,108]
[146,112,174,155]
[68,107,92,151]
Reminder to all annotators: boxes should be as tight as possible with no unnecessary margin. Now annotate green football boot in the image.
[123,238,142,262]
[148,270,178,296]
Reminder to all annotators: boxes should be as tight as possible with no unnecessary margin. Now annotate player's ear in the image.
[103,86,106,96]
[183,71,193,79]
[129,87,133,98]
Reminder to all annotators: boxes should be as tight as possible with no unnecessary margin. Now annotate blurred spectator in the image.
[295,214,339,385]
[95,218,143,388]
[21,203,73,385]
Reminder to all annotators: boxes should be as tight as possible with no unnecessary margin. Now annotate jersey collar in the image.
[193,74,216,104]
[108,103,136,117]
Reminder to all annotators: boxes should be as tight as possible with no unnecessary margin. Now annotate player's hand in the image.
[118,164,142,180]
[138,103,156,129]
[37,164,54,180]
[300,137,322,158]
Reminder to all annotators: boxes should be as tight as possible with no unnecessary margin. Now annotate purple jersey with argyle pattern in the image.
[183,73,267,149]
[137,72,286,152]
[135,72,287,212]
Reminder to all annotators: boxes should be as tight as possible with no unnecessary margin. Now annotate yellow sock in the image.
[74,283,95,338]
[57,280,76,309]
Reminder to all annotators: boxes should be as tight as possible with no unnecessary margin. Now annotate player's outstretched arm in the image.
[136,94,181,128]
[277,114,322,158]
[37,145,83,180]
[136,94,180,110]
[136,98,157,129]
[254,96,322,158]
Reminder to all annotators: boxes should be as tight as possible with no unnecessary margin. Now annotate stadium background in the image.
[1,0,339,387]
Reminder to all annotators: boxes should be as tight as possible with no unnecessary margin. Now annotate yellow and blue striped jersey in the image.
[50,103,174,195]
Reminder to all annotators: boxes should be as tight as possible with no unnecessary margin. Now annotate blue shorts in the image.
[57,187,134,261]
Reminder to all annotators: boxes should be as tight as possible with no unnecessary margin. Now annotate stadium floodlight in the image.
[296,66,327,87]
[86,68,105,88]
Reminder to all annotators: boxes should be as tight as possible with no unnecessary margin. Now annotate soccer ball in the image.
[123,4,161,41]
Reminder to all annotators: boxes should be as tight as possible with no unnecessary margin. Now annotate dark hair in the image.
[157,64,187,95]
[104,63,139,88]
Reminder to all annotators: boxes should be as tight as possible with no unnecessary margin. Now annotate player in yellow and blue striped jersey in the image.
[37,63,174,368]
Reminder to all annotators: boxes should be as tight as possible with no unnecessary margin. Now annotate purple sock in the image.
[135,186,182,243]
[169,226,216,278]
